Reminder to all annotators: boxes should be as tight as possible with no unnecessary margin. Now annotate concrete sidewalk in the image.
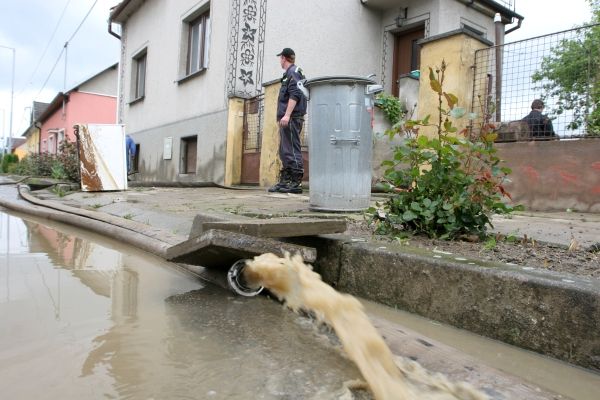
[36,184,600,248]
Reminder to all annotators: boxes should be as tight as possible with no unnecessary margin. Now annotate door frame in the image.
[392,26,425,96]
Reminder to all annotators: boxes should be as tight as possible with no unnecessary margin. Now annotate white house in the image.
[108,0,521,185]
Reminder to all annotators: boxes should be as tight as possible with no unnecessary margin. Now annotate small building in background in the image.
[19,101,50,156]
[37,64,118,154]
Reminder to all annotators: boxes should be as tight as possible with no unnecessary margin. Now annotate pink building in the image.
[38,64,118,153]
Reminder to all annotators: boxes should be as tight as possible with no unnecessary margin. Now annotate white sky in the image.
[0,0,594,140]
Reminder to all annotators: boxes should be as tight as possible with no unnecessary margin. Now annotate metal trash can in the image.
[299,76,382,211]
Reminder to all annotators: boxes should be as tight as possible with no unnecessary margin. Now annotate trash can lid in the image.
[303,75,377,88]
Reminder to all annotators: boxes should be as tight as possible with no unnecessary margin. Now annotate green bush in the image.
[1,153,18,173]
[372,60,521,239]
[13,140,80,182]
[375,92,404,126]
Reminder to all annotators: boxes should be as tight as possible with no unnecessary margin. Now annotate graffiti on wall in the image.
[501,142,600,212]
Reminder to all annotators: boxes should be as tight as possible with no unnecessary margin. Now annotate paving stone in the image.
[167,228,316,269]
[188,212,346,238]
[201,218,347,238]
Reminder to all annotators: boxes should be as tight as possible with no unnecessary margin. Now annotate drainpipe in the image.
[494,13,503,123]
[108,18,121,40]
[108,16,123,124]
[35,122,42,154]
[505,16,523,35]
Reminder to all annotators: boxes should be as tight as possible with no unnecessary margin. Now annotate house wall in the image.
[39,93,117,152]
[77,65,118,96]
[116,0,506,184]
[24,126,40,154]
[261,1,383,84]
[14,143,27,160]
[417,32,491,137]
[119,0,231,183]
[376,0,499,94]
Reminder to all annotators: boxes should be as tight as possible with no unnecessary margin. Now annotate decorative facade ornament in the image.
[227,0,267,98]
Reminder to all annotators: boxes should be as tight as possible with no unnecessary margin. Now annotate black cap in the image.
[276,48,295,58]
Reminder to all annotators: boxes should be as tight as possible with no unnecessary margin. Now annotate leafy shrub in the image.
[375,92,404,126]
[13,140,80,182]
[372,60,520,239]
[1,153,19,173]
[56,141,80,182]
[51,162,67,180]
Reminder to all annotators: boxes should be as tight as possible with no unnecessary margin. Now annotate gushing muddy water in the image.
[1,211,600,399]
[244,253,486,400]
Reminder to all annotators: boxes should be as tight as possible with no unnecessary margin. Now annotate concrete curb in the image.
[305,236,600,372]
[0,185,176,259]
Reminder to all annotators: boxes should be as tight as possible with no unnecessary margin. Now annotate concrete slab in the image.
[188,211,251,238]
[166,229,316,269]
[201,218,347,238]
[188,211,347,238]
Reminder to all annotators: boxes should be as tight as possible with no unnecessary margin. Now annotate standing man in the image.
[268,47,307,194]
[522,99,556,139]
[126,134,136,175]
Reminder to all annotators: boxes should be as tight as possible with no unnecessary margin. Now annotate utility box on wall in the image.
[76,124,127,191]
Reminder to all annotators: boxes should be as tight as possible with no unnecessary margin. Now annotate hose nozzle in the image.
[227,259,264,297]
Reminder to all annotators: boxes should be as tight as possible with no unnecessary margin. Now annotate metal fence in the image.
[492,0,515,11]
[243,95,264,153]
[471,24,600,141]
[242,95,309,152]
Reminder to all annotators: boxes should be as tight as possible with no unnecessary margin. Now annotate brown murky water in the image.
[0,212,363,399]
[1,211,600,399]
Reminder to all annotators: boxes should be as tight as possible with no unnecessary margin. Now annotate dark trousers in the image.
[278,117,304,172]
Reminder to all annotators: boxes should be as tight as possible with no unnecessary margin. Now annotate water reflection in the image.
[0,212,363,399]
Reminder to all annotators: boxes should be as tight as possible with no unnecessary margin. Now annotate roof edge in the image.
[36,93,69,124]
[110,0,144,24]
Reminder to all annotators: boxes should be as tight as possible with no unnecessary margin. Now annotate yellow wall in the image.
[417,33,490,137]
[259,82,282,187]
[14,144,27,160]
[25,127,40,155]
[224,98,245,186]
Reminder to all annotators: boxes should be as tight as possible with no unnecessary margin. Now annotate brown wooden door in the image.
[241,96,262,184]
[392,28,424,96]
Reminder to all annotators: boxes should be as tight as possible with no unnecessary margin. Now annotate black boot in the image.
[280,169,303,194]
[268,169,291,193]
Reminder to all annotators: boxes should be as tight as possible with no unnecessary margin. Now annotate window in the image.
[462,24,485,38]
[186,10,210,75]
[133,143,140,173]
[58,129,65,149]
[180,136,197,174]
[132,50,147,100]
[47,130,58,154]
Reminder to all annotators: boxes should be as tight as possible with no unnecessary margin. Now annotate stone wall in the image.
[497,140,600,212]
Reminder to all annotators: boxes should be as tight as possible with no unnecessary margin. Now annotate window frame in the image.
[57,129,65,148]
[47,129,59,154]
[178,4,211,83]
[187,11,210,75]
[180,135,198,175]
[131,49,147,103]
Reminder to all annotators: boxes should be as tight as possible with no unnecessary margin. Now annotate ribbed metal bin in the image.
[301,76,381,211]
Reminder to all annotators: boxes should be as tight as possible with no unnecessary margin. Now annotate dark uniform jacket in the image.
[277,64,307,121]
[522,110,555,138]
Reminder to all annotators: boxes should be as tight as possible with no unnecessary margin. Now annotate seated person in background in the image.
[522,99,557,139]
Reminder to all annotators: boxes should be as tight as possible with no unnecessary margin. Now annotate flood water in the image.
[1,211,600,399]
[0,211,362,399]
